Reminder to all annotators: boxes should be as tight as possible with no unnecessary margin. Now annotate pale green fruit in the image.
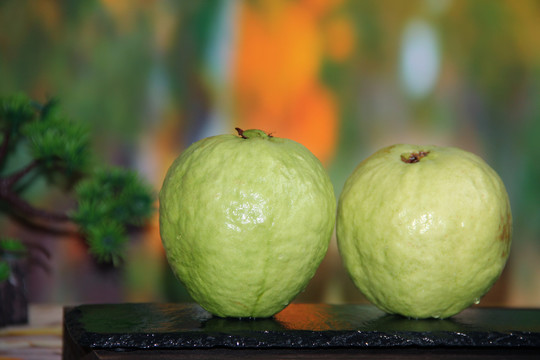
[159,129,336,318]
[337,144,512,319]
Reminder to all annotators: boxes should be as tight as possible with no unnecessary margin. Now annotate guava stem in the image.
[401,151,430,163]
[235,128,272,139]
[235,127,247,139]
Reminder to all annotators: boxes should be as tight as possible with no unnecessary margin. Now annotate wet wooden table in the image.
[62,303,540,359]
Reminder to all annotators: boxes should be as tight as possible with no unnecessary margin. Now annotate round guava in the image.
[337,144,512,319]
[159,128,336,318]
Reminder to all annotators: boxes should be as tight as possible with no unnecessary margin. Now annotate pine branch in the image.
[0,190,70,222]
[0,130,10,163]
[0,159,71,223]
[2,159,40,188]
[1,93,155,265]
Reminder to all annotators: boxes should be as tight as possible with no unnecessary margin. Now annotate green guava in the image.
[337,144,512,319]
[159,128,336,318]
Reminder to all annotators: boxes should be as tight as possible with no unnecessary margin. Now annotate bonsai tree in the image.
[0,92,155,281]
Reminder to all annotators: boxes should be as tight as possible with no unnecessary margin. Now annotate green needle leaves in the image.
[0,93,155,268]
[0,238,27,282]
[23,110,91,174]
[72,168,155,264]
[0,93,35,136]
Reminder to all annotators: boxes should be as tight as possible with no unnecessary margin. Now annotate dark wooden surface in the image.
[62,303,540,359]
[89,347,540,360]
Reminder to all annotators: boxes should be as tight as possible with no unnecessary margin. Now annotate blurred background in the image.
[1,0,540,308]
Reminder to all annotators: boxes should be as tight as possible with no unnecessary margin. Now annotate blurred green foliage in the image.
[0,237,27,282]
[0,92,154,269]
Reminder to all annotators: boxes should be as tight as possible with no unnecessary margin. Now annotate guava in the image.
[336,144,512,319]
[159,128,336,318]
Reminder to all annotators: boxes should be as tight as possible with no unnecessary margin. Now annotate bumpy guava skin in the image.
[337,144,512,319]
[159,129,336,318]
